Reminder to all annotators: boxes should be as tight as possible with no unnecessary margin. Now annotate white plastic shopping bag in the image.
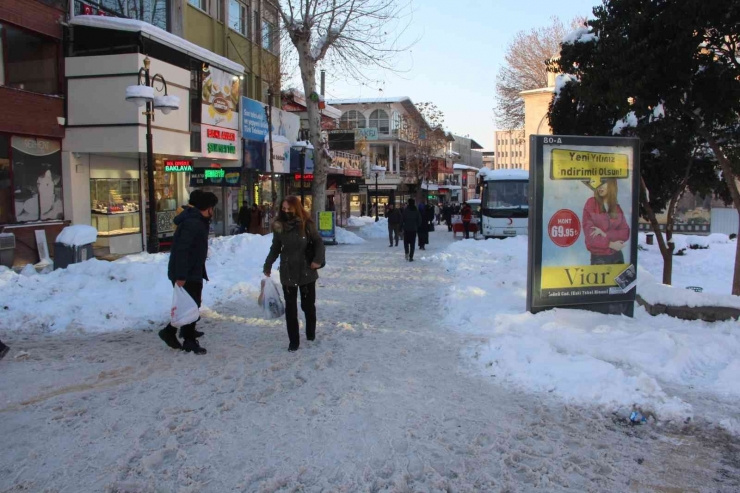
[171,285,200,328]
[259,277,285,319]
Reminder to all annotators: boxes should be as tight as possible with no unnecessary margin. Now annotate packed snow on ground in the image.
[357,217,390,238]
[346,215,377,227]
[428,235,740,431]
[55,225,98,246]
[0,233,274,333]
[334,226,365,244]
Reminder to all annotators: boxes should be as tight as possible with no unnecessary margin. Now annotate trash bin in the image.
[0,232,15,268]
[646,233,654,245]
[53,225,98,270]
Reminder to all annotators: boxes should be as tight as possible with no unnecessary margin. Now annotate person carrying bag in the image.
[263,196,326,352]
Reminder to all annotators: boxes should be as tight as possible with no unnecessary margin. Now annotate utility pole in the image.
[264,88,276,210]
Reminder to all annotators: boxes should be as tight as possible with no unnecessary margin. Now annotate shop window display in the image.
[90,178,141,237]
[11,137,63,223]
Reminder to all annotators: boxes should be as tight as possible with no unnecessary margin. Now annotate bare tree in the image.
[401,102,448,202]
[494,16,585,129]
[277,0,413,215]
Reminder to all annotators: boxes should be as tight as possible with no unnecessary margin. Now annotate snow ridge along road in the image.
[1,230,738,492]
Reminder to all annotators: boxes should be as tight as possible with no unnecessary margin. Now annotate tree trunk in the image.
[297,48,327,216]
[700,131,740,295]
[641,177,673,285]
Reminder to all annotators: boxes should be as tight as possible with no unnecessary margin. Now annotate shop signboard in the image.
[355,128,378,141]
[244,141,266,172]
[11,137,63,222]
[290,148,315,174]
[164,159,193,172]
[527,135,640,317]
[190,164,242,187]
[316,211,336,244]
[240,96,300,168]
[202,124,240,160]
[202,66,240,130]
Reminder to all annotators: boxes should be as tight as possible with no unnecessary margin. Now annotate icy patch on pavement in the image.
[429,236,740,425]
[0,233,273,333]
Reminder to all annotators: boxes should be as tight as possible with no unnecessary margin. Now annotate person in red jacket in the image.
[582,179,630,265]
[461,202,473,239]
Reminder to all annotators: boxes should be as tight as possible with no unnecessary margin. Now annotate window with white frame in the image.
[340,110,367,129]
[216,0,224,22]
[369,109,390,133]
[229,0,248,36]
[391,111,401,133]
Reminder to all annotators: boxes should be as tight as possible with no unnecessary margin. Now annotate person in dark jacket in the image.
[237,204,251,234]
[158,189,218,355]
[417,202,429,250]
[443,203,453,232]
[401,198,422,261]
[386,203,402,247]
[0,339,9,361]
[248,204,263,235]
[264,195,326,352]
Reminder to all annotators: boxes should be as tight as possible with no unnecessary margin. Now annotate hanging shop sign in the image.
[164,160,193,172]
[355,128,378,141]
[290,148,315,174]
[202,124,239,160]
[294,173,314,181]
[190,163,242,187]
[316,211,336,245]
[526,135,640,317]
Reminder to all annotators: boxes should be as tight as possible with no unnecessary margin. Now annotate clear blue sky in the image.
[319,0,598,149]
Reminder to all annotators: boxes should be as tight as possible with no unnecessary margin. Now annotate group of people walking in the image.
[385,199,437,261]
[159,191,325,355]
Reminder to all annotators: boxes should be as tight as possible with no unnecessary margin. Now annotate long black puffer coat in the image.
[263,218,326,287]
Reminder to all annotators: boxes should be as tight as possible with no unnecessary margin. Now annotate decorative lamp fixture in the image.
[153,95,180,115]
[125,85,154,107]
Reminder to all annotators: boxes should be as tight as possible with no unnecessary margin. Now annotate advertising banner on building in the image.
[241,96,300,172]
[526,135,640,317]
[202,66,240,130]
[11,137,63,222]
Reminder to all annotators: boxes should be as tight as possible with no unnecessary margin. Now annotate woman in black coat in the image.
[263,196,326,352]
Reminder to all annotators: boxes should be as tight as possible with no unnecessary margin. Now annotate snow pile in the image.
[347,216,377,227]
[563,27,599,44]
[358,217,390,238]
[612,111,638,135]
[335,227,365,245]
[56,225,98,247]
[554,73,578,97]
[638,267,740,309]
[429,237,740,423]
[0,233,274,333]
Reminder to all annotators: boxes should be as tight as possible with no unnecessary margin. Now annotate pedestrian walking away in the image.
[263,195,326,352]
[444,203,453,232]
[386,203,402,247]
[236,203,251,234]
[0,339,9,361]
[417,202,429,250]
[402,198,422,261]
[461,202,473,239]
[248,203,263,235]
[158,189,218,355]
[434,203,441,224]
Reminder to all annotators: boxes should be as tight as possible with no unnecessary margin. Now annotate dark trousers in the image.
[167,281,203,338]
[446,217,452,231]
[388,225,400,245]
[283,282,316,347]
[462,221,471,239]
[404,231,417,259]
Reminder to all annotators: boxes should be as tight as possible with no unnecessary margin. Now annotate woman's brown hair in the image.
[278,195,313,225]
[594,178,619,218]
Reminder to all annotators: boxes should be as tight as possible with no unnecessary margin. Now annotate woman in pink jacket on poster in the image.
[582,178,630,265]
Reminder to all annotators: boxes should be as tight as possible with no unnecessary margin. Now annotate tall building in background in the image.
[450,135,484,168]
[494,129,525,169]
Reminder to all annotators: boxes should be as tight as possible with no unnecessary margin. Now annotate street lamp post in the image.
[370,165,385,223]
[125,56,180,254]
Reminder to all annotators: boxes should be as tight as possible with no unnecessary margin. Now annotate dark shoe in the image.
[0,342,9,361]
[288,343,299,352]
[405,253,409,260]
[307,333,316,341]
[409,258,414,262]
[389,244,394,247]
[395,242,399,246]
[159,326,182,350]
[178,326,203,339]
[194,330,205,338]
[182,338,207,355]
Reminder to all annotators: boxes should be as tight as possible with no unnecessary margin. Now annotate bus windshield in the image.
[483,180,528,212]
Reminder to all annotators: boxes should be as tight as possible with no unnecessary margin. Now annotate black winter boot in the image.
[182,338,207,355]
[0,341,9,361]
[288,343,299,352]
[158,325,182,350]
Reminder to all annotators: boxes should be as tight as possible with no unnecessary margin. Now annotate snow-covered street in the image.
[1,230,740,492]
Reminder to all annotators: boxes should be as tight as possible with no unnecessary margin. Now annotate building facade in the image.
[520,71,556,167]
[450,135,483,168]
[493,129,526,169]
[0,0,68,265]
[481,150,495,169]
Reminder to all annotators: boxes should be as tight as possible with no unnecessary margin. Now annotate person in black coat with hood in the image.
[158,189,218,355]
[401,198,422,261]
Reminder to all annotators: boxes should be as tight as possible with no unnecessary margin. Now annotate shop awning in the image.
[70,16,244,75]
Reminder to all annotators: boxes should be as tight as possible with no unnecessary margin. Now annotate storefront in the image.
[190,161,242,236]
[63,16,244,254]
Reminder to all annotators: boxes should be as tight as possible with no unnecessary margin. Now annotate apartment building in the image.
[494,129,526,169]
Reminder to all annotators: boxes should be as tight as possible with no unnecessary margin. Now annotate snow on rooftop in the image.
[326,97,412,105]
[70,15,244,74]
[453,163,479,171]
[478,168,529,181]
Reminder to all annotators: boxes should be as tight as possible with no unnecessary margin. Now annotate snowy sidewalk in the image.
[1,231,738,492]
